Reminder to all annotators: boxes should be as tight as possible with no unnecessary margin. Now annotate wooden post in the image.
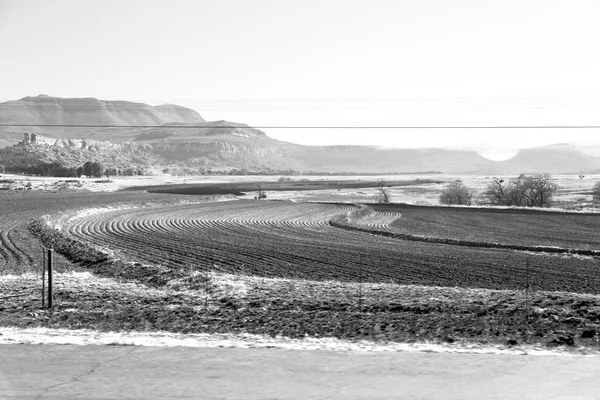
[525,258,530,323]
[41,249,46,308]
[47,249,53,309]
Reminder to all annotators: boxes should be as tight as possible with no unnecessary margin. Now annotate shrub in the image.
[376,179,390,203]
[439,180,473,205]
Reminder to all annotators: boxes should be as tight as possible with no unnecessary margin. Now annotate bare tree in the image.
[439,180,473,205]
[524,174,557,207]
[482,174,557,207]
[256,184,266,199]
[482,177,506,205]
[376,179,390,203]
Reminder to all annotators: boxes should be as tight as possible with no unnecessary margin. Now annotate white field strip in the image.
[356,211,402,229]
[43,197,236,230]
[1,326,599,357]
[65,201,353,243]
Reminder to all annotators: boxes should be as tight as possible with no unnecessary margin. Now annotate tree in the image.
[105,168,117,178]
[91,162,104,178]
[523,173,557,207]
[82,161,94,178]
[76,166,83,178]
[482,178,507,205]
[592,182,600,206]
[439,180,473,205]
[0,164,5,174]
[256,184,266,199]
[376,179,390,203]
[482,174,557,207]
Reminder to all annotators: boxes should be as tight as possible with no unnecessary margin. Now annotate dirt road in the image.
[1,344,599,400]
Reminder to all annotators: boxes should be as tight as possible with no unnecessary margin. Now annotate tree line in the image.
[440,174,600,207]
[1,160,146,178]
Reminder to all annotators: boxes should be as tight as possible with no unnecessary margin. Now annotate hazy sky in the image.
[1,0,599,159]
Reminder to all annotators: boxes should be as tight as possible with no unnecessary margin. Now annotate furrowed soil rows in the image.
[0,191,195,274]
[65,200,600,294]
[370,203,600,250]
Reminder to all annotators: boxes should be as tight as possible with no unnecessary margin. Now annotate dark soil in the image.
[123,179,442,196]
[2,274,600,349]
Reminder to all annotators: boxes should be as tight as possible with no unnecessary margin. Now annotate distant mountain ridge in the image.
[498,143,600,174]
[1,95,599,174]
[0,95,205,135]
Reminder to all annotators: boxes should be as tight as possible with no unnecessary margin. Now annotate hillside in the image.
[1,95,600,175]
[0,94,205,141]
[499,144,600,174]
[286,145,495,174]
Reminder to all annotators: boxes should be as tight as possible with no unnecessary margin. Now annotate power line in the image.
[1,124,599,129]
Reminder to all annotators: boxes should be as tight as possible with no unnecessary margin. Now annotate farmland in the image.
[367,203,600,250]
[0,191,201,274]
[59,200,600,294]
[2,182,600,348]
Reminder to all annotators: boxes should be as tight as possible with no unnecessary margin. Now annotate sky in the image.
[1,0,599,159]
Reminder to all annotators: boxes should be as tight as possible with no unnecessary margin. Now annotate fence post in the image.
[41,249,46,308]
[525,258,530,323]
[47,249,53,309]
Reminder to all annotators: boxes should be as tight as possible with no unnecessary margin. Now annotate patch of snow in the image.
[0,327,597,357]
[521,251,597,261]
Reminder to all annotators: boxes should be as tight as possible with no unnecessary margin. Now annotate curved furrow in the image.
[65,202,375,278]
[6,225,37,266]
[0,223,15,263]
[356,211,403,230]
[58,200,600,292]
[69,209,285,272]
[0,221,25,266]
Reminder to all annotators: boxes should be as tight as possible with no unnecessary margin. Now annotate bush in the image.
[439,180,473,205]
[482,174,558,208]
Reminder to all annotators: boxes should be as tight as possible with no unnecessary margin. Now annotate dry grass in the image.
[2,269,600,348]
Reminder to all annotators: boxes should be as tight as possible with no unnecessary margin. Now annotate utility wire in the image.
[1,124,599,129]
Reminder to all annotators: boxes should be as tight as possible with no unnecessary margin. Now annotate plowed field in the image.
[370,203,600,250]
[64,200,600,294]
[0,191,191,274]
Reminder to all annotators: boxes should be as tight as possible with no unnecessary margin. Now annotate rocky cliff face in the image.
[20,132,153,152]
[3,95,600,174]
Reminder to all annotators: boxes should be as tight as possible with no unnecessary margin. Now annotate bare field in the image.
[55,201,600,294]
[367,203,600,250]
[2,175,600,349]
